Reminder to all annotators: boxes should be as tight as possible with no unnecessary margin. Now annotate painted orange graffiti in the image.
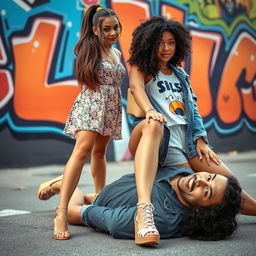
[161,4,185,23]
[1,1,254,135]
[12,18,80,123]
[217,32,256,123]
[189,31,222,117]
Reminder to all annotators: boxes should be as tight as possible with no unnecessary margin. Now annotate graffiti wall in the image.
[0,0,255,168]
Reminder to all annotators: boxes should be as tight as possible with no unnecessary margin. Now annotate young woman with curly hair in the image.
[127,16,256,246]
[38,4,125,240]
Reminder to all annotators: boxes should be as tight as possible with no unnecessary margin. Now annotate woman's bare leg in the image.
[44,178,88,225]
[90,134,110,194]
[129,119,163,232]
[54,130,97,238]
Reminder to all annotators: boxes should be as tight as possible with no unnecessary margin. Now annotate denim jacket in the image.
[133,65,209,166]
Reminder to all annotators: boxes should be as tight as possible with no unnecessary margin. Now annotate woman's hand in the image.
[196,138,221,166]
[145,109,167,123]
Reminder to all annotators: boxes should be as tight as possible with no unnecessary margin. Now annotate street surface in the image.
[0,152,256,256]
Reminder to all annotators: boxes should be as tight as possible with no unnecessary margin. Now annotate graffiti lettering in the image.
[0,0,255,164]
[217,32,256,123]
[189,31,222,117]
[12,18,80,123]
[0,34,14,110]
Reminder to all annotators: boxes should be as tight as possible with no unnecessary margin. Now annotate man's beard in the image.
[177,175,193,208]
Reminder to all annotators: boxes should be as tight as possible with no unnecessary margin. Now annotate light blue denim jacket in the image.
[133,65,209,166]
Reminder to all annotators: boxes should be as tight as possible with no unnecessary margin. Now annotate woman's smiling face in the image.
[156,31,176,67]
[93,15,121,48]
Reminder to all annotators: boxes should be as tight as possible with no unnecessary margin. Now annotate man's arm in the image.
[240,190,256,216]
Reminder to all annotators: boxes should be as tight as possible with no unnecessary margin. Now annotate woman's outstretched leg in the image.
[129,119,163,244]
[54,130,97,240]
[130,120,163,203]
[38,175,87,226]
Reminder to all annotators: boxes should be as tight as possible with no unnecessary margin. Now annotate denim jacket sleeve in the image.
[82,205,135,239]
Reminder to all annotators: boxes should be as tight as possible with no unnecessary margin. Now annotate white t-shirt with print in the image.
[145,71,187,127]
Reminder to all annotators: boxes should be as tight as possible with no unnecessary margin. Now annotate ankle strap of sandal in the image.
[137,202,156,228]
[137,202,155,211]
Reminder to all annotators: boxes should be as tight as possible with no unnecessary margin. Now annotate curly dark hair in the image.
[128,16,191,77]
[182,176,242,241]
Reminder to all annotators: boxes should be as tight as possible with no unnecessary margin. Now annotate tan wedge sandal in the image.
[54,207,71,240]
[134,202,160,246]
[37,175,63,200]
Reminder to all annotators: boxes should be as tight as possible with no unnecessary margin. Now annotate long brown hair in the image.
[74,4,122,89]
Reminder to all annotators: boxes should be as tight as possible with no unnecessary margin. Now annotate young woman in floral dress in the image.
[38,4,125,240]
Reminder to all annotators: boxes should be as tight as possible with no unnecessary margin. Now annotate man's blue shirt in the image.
[81,166,193,239]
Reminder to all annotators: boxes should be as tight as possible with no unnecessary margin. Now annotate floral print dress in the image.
[64,59,126,140]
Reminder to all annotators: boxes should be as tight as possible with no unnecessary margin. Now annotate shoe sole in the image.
[134,215,160,246]
[37,175,63,200]
[135,236,160,246]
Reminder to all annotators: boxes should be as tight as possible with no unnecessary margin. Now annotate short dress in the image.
[64,58,126,140]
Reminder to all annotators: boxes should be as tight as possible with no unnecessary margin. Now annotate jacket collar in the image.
[169,64,189,79]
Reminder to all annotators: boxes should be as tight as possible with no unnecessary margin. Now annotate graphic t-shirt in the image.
[145,71,187,127]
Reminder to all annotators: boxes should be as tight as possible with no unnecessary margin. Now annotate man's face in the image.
[177,172,228,207]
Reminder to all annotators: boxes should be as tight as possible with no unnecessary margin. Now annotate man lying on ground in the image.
[38,165,247,243]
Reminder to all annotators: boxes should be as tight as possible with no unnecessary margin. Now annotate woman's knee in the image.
[73,143,92,162]
[91,148,106,160]
[142,120,163,138]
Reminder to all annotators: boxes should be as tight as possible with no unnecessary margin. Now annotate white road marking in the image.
[246,173,256,177]
[0,209,31,217]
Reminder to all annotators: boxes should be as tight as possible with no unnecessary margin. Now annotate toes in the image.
[39,192,45,200]
[54,217,70,240]
[41,192,49,200]
[64,231,70,238]
[145,231,159,237]
[54,231,70,240]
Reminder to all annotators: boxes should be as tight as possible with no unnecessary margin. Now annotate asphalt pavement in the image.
[0,151,256,256]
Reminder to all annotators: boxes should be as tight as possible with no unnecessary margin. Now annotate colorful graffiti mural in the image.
[0,0,255,167]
